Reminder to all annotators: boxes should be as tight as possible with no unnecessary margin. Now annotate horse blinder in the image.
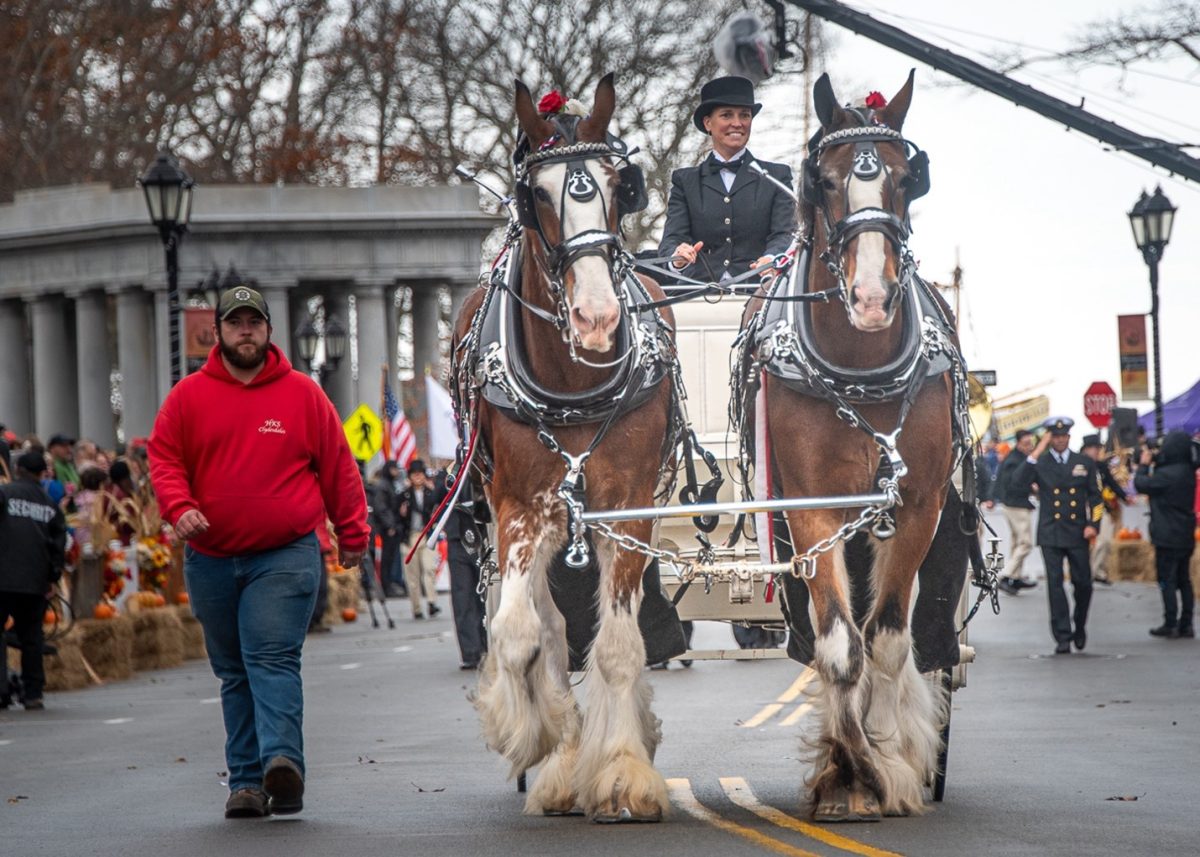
[616,163,647,218]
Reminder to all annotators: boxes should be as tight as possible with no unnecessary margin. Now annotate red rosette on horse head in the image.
[864,91,888,109]
[537,90,566,115]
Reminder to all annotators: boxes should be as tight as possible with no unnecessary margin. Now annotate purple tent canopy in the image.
[1139,378,1200,437]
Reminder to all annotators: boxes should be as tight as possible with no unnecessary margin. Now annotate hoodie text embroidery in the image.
[259,419,286,435]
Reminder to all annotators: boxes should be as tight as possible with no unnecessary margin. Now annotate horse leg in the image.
[575,535,669,822]
[790,513,883,822]
[524,558,583,815]
[473,499,571,779]
[861,504,946,817]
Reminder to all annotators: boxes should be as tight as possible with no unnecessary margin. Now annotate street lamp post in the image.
[138,151,195,387]
[294,314,348,385]
[1127,185,1177,438]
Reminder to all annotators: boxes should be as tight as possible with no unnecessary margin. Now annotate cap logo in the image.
[235,288,251,301]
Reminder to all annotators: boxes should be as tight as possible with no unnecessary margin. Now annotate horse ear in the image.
[577,72,615,142]
[877,69,915,132]
[515,78,555,148]
[813,73,844,129]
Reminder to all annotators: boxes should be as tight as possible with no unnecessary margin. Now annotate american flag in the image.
[382,380,417,466]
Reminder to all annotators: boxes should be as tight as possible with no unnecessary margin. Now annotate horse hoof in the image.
[592,806,663,824]
[543,806,585,817]
[813,788,881,823]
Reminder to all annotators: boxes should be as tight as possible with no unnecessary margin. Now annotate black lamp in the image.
[1127,185,1177,438]
[138,151,195,386]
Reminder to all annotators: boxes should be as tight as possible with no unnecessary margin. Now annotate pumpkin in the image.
[43,609,57,626]
[93,603,117,620]
[176,592,191,605]
[154,593,167,607]
[341,607,358,623]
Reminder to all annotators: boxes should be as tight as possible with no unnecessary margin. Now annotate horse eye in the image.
[534,186,552,202]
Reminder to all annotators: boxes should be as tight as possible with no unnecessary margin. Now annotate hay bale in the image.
[78,615,134,681]
[322,571,362,625]
[43,630,93,692]
[129,608,185,672]
[174,604,207,661]
[1111,541,1155,582]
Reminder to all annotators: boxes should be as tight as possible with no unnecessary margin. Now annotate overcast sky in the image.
[737,0,1199,438]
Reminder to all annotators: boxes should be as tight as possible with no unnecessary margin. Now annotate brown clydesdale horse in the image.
[744,72,959,821]
[455,75,675,822]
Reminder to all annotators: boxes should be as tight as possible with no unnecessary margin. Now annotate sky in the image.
[734,0,1199,438]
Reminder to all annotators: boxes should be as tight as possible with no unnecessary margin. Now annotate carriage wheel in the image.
[932,668,953,802]
[517,771,527,793]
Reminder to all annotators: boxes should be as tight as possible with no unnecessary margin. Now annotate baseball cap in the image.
[16,450,47,475]
[47,433,75,447]
[216,286,271,323]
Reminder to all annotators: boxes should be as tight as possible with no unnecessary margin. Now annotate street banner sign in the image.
[1084,381,1118,428]
[1117,314,1149,400]
[343,403,383,461]
[994,395,1050,438]
[970,369,997,387]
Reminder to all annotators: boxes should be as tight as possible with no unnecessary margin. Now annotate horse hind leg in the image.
[574,541,668,823]
[524,559,583,816]
[804,542,884,822]
[862,537,946,817]
[473,512,570,779]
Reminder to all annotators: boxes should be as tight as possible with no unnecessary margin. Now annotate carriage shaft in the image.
[581,492,891,523]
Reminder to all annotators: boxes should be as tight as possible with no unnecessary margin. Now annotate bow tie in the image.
[703,154,746,176]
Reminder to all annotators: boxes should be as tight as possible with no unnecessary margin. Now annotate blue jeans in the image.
[185,533,321,792]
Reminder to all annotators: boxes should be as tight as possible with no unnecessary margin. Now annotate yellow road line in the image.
[780,701,814,727]
[720,777,904,857]
[666,778,822,857]
[742,667,817,727]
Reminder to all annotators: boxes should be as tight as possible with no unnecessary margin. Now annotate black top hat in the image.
[1081,433,1102,449]
[1044,416,1075,436]
[693,76,762,133]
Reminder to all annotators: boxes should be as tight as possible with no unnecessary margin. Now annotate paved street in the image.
[3,515,1197,857]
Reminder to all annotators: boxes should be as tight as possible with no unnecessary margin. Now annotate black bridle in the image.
[802,113,930,320]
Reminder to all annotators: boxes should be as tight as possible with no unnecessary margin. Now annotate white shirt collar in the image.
[713,147,748,163]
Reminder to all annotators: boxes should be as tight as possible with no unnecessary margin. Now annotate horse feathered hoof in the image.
[543,806,585,817]
[813,786,881,823]
[591,806,663,824]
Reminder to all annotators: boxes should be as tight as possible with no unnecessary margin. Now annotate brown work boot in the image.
[263,756,305,815]
[224,788,269,819]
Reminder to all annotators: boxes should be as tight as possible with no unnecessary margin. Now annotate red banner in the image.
[1117,314,1149,401]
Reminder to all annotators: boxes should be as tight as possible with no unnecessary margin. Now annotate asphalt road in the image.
[3,511,1196,857]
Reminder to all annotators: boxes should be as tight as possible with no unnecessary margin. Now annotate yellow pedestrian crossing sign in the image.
[343,404,383,461]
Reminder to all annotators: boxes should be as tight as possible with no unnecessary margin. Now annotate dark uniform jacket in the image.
[0,476,67,594]
[1014,451,1103,548]
[993,449,1034,509]
[658,152,796,283]
[1133,431,1197,551]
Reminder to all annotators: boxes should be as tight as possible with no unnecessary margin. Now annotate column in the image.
[0,299,32,434]
[322,290,354,417]
[385,285,400,381]
[449,280,477,336]
[116,288,159,441]
[354,286,388,410]
[30,294,80,440]
[73,290,116,448]
[409,284,441,452]
[259,284,292,359]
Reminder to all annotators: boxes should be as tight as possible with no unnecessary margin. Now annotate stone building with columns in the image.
[0,182,498,450]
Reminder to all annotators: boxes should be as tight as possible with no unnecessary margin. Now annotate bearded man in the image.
[149,286,368,819]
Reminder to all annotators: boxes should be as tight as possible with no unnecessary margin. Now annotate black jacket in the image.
[658,152,796,283]
[399,484,439,539]
[1133,431,1197,551]
[993,449,1034,509]
[368,474,402,537]
[1014,451,1103,548]
[0,475,67,594]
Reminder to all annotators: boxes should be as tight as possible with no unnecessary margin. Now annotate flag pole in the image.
[379,363,389,462]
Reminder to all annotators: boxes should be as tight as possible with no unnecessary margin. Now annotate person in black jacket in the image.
[434,473,489,670]
[399,460,441,620]
[658,76,796,286]
[991,429,1038,593]
[0,450,67,710]
[1014,418,1103,654]
[1134,431,1197,638]
[368,462,407,598]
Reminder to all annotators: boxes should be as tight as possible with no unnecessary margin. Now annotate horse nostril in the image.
[570,306,594,332]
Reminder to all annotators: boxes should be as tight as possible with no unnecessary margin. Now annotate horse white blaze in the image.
[537,162,620,352]
[846,175,893,332]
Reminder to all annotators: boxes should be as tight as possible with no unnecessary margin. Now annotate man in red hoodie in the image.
[149,286,368,820]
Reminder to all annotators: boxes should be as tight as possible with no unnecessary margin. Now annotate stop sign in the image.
[1084,381,1118,428]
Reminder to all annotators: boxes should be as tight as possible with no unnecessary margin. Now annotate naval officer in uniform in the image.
[658,76,796,286]
[1014,417,1104,653]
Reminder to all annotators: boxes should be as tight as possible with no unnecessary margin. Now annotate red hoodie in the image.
[148,344,369,558]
